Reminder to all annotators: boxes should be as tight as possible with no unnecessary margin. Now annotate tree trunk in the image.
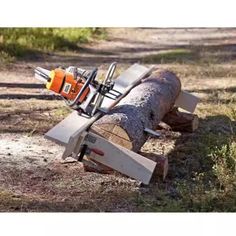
[91,69,181,152]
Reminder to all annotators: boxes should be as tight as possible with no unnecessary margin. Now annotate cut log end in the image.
[91,125,132,150]
[163,107,199,132]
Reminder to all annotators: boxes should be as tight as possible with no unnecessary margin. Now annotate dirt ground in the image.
[0,28,236,212]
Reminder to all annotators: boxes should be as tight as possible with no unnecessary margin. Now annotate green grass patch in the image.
[142,45,236,66]
[135,101,236,212]
[0,28,106,62]
[136,133,236,212]
[142,48,199,64]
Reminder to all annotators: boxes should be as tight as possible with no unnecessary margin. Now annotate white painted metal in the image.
[175,91,199,113]
[61,115,98,159]
[84,132,157,184]
[100,64,154,111]
[144,128,161,137]
[114,63,152,88]
[45,111,97,146]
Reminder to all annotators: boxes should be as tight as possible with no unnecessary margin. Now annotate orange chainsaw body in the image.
[46,68,89,103]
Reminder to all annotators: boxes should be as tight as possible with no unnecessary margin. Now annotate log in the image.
[162,107,199,132]
[91,69,181,152]
[84,69,180,179]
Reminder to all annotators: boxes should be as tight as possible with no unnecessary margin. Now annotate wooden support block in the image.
[162,107,199,132]
[138,152,168,181]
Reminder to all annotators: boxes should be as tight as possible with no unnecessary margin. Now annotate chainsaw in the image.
[35,62,121,116]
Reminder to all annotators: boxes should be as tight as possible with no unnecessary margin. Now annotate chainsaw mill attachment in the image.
[35,63,199,184]
[35,62,121,116]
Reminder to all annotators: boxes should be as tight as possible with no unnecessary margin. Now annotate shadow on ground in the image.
[136,114,236,212]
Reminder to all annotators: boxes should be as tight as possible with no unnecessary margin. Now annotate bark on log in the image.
[162,107,199,132]
[91,69,181,152]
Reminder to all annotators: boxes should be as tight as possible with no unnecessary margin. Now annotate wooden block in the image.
[162,107,199,132]
[84,132,157,184]
[175,91,199,113]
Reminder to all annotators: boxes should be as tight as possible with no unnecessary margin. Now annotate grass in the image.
[136,45,236,211]
[0,87,235,212]
[142,44,236,66]
[142,48,198,64]
[0,28,106,63]
[134,95,236,212]
[152,45,236,210]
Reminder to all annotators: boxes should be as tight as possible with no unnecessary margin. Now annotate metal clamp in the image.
[91,62,117,115]
[77,144,88,162]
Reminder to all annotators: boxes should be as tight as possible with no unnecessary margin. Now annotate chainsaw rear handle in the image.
[65,67,98,108]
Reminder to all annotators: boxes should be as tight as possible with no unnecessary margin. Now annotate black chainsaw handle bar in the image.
[65,67,98,108]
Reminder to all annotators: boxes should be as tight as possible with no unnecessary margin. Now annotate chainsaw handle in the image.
[66,68,98,108]
[104,62,117,84]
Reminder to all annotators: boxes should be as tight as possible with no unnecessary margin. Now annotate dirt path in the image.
[0,28,236,212]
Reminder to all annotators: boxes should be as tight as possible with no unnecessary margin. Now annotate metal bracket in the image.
[77,144,88,162]
[144,128,161,137]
